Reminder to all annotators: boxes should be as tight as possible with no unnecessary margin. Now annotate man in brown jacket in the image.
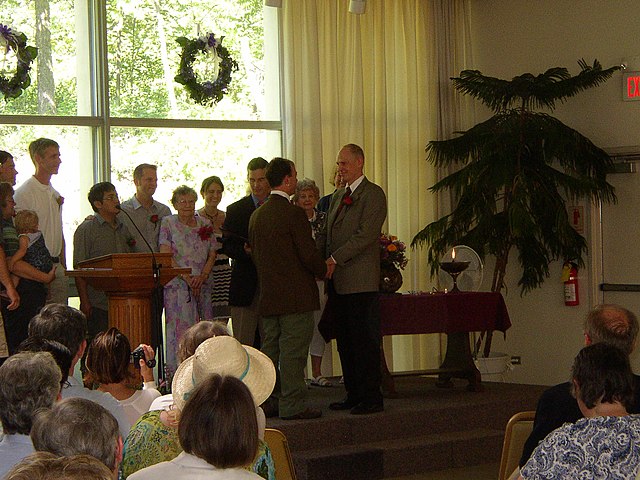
[249,157,327,420]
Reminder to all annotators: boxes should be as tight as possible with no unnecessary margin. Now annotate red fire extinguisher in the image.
[562,261,579,306]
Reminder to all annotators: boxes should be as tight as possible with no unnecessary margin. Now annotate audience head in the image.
[247,156,269,199]
[28,138,59,164]
[337,143,365,185]
[85,327,134,386]
[329,162,345,189]
[179,374,258,469]
[88,182,118,213]
[29,304,88,362]
[200,176,224,208]
[172,335,275,411]
[5,452,113,480]
[170,185,198,210]
[18,336,73,387]
[0,150,18,185]
[31,397,121,472]
[14,209,39,234]
[0,181,14,211]
[571,342,634,413]
[133,163,158,199]
[584,304,639,355]
[0,352,61,435]
[266,157,296,193]
[247,156,268,174]
[292,178,320,210]
[177,320,230,365]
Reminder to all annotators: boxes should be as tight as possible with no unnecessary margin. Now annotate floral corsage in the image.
[197,225,214,241]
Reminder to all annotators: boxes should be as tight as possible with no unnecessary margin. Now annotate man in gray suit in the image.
[318,144,387,414]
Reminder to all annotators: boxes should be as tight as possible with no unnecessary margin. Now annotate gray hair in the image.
[31,397,120,471]
[5,452,113,480]
[0,352,61,434]
[170,185,198,208]
[292,178,320,204]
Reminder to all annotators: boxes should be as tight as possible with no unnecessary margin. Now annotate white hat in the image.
[172,336,276,411]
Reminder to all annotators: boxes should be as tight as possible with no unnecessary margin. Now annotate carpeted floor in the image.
[265,376,545,480]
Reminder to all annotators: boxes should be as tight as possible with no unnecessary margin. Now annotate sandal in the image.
[310,375,334,387]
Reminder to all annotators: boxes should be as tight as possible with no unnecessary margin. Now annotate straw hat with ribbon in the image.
[172,335,276,411]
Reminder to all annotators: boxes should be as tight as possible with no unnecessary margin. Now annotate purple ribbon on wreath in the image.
[0,24,12,38]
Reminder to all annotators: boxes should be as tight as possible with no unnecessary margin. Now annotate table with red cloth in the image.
[320,291,512,392]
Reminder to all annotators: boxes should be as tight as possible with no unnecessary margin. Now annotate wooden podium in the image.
[67,253,189,348]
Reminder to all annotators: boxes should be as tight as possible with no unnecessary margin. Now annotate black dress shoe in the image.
[329,398,359,410]
[350,402,384,415]
[280,407,322,420]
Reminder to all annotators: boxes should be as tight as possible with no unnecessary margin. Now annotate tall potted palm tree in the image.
[412,59,620,358]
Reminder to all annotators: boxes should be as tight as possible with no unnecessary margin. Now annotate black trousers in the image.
[328,281,383,405]
[2,279,46,356]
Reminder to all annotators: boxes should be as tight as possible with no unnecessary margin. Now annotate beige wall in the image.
[469,0,640,384]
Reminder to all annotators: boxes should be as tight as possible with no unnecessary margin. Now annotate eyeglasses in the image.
[102,194,119,202]
[177,199,196,205]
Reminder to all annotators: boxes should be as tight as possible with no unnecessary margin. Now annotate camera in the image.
[131,346,156,369]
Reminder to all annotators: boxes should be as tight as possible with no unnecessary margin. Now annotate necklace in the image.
[202,208,219,221]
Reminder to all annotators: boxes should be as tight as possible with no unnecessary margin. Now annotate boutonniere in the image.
[149,214,159,224]
[342,195,353,206]
[126,237,137,248]
[197,225,214,241]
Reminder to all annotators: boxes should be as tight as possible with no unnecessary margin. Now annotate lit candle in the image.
[452,247,456,260]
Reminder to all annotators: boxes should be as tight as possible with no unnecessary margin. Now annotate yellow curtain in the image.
[281,0,472,371]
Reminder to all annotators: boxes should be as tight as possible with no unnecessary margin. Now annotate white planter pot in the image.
[474,352,513,382]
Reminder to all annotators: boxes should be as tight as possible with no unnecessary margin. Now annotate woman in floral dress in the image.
[159,185,216,377]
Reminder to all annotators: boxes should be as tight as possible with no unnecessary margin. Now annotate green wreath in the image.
[0,24,38,101]
[175,33,238,106]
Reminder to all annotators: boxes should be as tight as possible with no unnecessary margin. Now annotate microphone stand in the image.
[116,205,166,388]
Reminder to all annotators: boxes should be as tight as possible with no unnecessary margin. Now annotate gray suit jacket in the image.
[317,177,387,294]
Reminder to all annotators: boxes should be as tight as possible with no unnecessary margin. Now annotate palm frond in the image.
[452,60,622,112]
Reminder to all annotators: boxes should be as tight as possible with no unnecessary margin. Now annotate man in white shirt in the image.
[120,163,172,252]
[14,138,67,305]
[28,303,131,438]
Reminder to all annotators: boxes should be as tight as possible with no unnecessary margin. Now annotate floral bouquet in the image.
[379,233,408,270]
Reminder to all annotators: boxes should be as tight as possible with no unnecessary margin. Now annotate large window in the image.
[1,0,282,264]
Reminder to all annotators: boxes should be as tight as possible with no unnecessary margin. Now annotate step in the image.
[289,428,504,480]
[271,398,526,452]
[376,428,504,478]
[293,444,384,480]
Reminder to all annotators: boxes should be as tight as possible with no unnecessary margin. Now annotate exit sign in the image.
[623,71,640,101]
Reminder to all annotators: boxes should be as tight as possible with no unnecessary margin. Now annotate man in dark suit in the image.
[317,144,387,415]
[221,157,269,347]
[249,158,327,420]
[518,304,640,474]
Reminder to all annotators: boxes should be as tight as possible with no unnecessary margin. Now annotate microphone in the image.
[116,203,165,383]
[115,204,156,257]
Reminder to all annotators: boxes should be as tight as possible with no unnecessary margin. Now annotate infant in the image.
[9,210,56,285]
